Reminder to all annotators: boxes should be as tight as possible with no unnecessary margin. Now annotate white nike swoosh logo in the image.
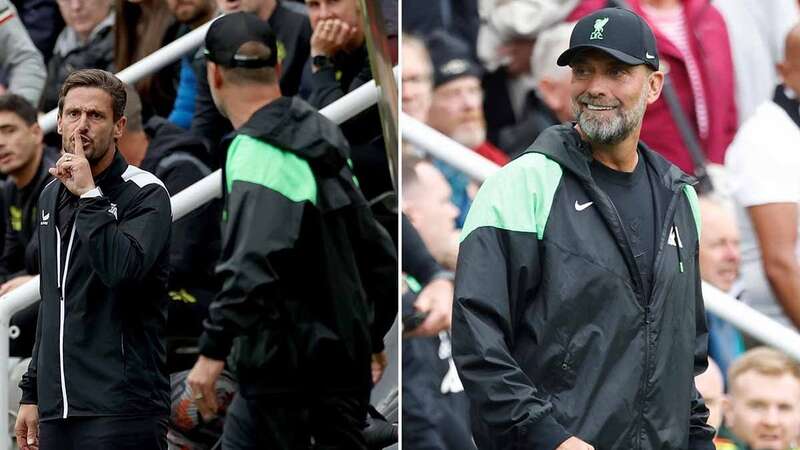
[646,52,655,59]
[574,201,594,211]
[42,212,49,221]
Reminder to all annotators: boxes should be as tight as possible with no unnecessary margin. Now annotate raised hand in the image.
[49,129,96,197]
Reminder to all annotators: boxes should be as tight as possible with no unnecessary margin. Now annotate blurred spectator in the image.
[401,156,474,450]
[698,196,745,378]
[695,357,724,436]
[11,0,64,63]
[719,347,800,450]
[0,94,55,358]
[0,0,46,106]
[403,159,459,271]
[494,21,575,157]
[569,0,738,176]
[116,84,220,373]
[302,0,395,207]
[426,30,507,226]
[401,33,432,123]
[726,22,800,330]
[191,0,311,153]
[114,0,180,119]
[165,0,214,129]
[41,0,113,112]
[714,0,799,125]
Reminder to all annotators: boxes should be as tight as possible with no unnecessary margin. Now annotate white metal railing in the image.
[402,112,800,361]
[0,58,389,450]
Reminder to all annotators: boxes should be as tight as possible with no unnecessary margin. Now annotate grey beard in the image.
[572,86,649,145]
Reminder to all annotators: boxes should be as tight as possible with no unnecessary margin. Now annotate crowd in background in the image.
[0,0,397,447]
[401,0,800,449]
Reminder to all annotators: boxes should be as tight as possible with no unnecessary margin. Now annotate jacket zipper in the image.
[55,224,77,419]
[636,189,683,449]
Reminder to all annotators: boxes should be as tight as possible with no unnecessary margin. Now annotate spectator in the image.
[425,30,508,225]
[186,13,396,447]
[191,0,312,151]
[695,358,725,437]
[569,0,738,177]
[165,0,215,129]
[494,21,575,157]
[719,347,800,450]
[0,0,46,106]
[116,84,220,372]
[302,0,394,202]
[114,0,180,118]
[11,0,65,63]
[41,0,114,112]
[725,22,800,330]
[401,33,432,123]
[698,196,745,378]
[714,0,800,124]
[401,156,474,450]
[0,94,55,358]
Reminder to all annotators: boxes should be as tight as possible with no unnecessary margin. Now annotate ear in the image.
[113,116,127,140]
[208,61,223,90]
[275,61,283,82]
[777,61,788,82]
[722,394,734,428]
[56,115,62,136]
[646,70,665,105]
[31,123,43,143]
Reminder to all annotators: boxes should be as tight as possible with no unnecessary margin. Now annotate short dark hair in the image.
[0,94,38,125]
[58,69,127,122]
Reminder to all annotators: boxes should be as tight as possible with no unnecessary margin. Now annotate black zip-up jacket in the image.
[197,96,397,397]
[452,124,715,450]
[19,151,172,421]
[0,148,56,281]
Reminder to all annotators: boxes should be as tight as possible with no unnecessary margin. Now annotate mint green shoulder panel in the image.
[460,153,563,242]
[683,184,701,238]
[226,135,317,205]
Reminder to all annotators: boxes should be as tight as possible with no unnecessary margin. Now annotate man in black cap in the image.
[185,11,397,449]
[451,7,716,450]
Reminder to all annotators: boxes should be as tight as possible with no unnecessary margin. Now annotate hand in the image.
[371,352,388,384]
[15,404,38,450]
[0,275,34,296]
[49,130,95,197]
[556,436,595,450]
[187,355,225,422]
[405,277,454,337]
[310,19,357,62]
[498,38,535,77]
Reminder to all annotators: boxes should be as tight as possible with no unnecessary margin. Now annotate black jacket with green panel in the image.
[197,96,397,397]
[452,124,715,450]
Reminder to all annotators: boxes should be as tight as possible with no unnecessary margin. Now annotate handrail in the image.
[0,73,389,449]
[402,112,800,361]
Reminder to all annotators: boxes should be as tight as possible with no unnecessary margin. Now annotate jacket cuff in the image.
[198,331,232,360]
[525,412,572,450]
[19,384,36,405]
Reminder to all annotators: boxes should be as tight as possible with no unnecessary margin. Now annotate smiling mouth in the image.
[585,104,616,111]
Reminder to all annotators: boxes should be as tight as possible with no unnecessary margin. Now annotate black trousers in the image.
[222,392,368,450]
[39,415,167,450]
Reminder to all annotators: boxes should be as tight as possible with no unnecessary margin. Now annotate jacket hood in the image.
[142,116,213,170]
[236,96,350,175]
[523,124,695,191]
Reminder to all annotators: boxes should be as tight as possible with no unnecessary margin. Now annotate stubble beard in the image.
[572,83,649,145]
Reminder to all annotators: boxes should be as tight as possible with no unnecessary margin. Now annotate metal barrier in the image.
[402,112,800,362]
[0,61,390,449]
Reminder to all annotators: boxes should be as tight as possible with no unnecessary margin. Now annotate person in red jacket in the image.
[568,0,737,175]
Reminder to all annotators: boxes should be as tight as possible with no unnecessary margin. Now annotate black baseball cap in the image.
[204,12,278,68]
[426,30,483,88]
[557,7,659,71]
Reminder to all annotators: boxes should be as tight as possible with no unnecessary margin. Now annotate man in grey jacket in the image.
[0,0,45,106]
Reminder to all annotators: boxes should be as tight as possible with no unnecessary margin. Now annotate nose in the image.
[762,406,781,426]
[76,113,90,132]
[723,241,740,263]
[584,73,611,98]
[318,3,332,19]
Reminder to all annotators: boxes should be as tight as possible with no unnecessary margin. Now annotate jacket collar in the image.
[93,149,129,192]
[522,124,695,191]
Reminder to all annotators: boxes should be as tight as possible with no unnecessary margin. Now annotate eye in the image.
[67,110,80,118]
